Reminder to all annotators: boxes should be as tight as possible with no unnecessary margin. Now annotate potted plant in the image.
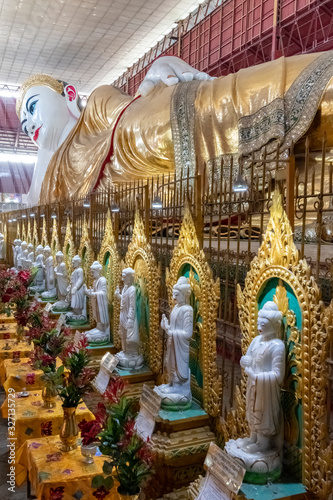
[57,337,95,451]
[92,377,155,499]
[78,419,102,463]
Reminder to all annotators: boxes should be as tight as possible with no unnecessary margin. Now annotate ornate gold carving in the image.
[16,74,63,116]
[166,206,221,417]
[21,222,26,243]
[16,222,20,241]
[50,218,60,256]
[62,217,75,271]
[41,217,48,247]
[232,190,331,498]
[98,210,121,349]
[32,219,38,247]
[78,218,94,286]
[125,211,162,373]
[26,218,32,244]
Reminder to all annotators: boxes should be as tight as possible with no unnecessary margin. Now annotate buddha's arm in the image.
[127,287,136,327]
[173,308,193,341]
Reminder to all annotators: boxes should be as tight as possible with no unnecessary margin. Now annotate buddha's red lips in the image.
[33,126,42,141]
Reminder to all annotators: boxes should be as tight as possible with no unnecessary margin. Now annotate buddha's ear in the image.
[64,84,81,119]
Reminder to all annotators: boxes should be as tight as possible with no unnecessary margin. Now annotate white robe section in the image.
[16,247,22,269]
[91,276,109,324]
[34,253,44,285]
[27,251,34,269]
[166,304,193,383]
[70,267,85,311]
[44,256,55,290]
[21,249,29,270]
[245,335,285,437]
[55,262,68,298]
[119,284,139,354]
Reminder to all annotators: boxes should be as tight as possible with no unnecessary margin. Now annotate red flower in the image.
[92,486,110,500]
[76,367,95,389]
[78,419,101,446]
[137,442,155,465]
[95,402,108,427]
[103,376,127,404]
[40,354,57,367]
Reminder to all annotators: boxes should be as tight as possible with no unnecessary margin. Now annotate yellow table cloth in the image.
[17,435,118,499]
[0,323,17,339]
[2,391,95,448]
[0,313,15,323]
[3,357,62,394]
[0,340,32,384]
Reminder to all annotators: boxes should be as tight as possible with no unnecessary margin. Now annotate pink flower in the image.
[103,376,127,404]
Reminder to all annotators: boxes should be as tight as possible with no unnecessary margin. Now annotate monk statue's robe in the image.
[39,51,333,204]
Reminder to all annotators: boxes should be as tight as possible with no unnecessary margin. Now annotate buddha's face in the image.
[56,255,63,264]
[257,316,274,339]
[20,85,75,150]
[172,288,185,305]
[21,243,27,251]
[91,267,101,279]
[72,259,80,269]
[122,271,133,286]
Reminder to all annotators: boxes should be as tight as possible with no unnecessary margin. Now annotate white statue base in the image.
[29,283,45,294]
[52,299,71,312]
[154,378,192,411]
[41,287,57,300]
[65,311,87,325]
[115,351,144,370]
[86,324,110,345]
[225,439,282,484]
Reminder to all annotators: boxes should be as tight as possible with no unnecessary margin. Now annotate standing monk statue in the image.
[225,301,286,482]
[115,268,143,370]
[84,261,110,345]
[65,255,87,325]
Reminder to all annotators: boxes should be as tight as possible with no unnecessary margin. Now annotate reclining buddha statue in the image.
[17,53,333,205]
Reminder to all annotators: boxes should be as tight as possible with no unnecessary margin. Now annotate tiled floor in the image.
[0,388,27,499]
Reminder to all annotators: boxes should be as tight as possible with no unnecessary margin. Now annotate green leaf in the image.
[91,475,104,488]
[102,460,113,475]
[104,476,114,490]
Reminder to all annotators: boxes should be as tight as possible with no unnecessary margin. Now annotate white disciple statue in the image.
[65,255,87,324]
[52,251,70,312]
[12,239,18,267]
[41,245,57,299]
[84,261,110,344]
[0,233,4,260]
[15,239,23,270]
[26,243,34,269]
[115,268,143,370]
[225,301,286,481]
[20,241,29,270]
[29,245,45,292]
[154,276,193,410]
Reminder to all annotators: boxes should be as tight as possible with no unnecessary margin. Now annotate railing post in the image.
[286,146,295,231]
[195,174,203,246]
[144,184,150,241]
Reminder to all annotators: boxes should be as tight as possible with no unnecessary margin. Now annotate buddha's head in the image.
[16,239,22,247]
[27,244,34,252]
[16,74,81,151]
[122,267,135,286]
[36,245,44,255]
[257,301,282,339]
[72,255,81,269]
[173,276,191,305]
[90,261,102,280]
[44,245,51,257]
[21,241,27,251]
[56,251,64,264]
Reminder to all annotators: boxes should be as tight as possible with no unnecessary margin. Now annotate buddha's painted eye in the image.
[29,100,38,114]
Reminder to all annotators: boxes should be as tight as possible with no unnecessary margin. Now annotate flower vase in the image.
[117,487,140,500]
[42,384,57,409]
[60,406,79,451]
[16,324,24,344]
[81,443,98,464]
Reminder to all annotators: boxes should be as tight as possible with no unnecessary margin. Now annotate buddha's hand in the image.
[240,355,252,369]
[72,286,77,295]
[138,56,215,97]
[161,314,169,332]
[115,287,121,300]
[245,366,256,380]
